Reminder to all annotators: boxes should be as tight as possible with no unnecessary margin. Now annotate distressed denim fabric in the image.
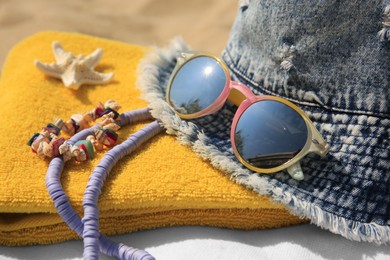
[138,0,390,244]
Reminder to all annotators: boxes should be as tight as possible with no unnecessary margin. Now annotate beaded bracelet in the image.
[28,100,122,161]
[45,108,163,260]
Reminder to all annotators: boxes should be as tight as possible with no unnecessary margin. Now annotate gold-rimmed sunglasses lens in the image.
[168,56,227,115]
[234,100,309,169]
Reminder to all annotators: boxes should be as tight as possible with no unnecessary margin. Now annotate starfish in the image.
[35,41,114,90]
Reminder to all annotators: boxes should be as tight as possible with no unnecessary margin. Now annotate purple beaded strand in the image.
[83,120,163,259]
[45,108,163,260]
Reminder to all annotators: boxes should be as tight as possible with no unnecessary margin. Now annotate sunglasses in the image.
[166,53,329,180]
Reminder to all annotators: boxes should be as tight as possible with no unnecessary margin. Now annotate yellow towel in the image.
[0,31,306,246]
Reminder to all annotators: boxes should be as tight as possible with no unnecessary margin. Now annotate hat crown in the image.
[223,0,390,118]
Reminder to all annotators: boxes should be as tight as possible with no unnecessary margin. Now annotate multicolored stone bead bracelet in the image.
[27,100,122,162]
[46,108,163,259]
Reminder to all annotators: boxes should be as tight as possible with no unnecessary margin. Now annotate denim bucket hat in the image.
[138,0,390,244]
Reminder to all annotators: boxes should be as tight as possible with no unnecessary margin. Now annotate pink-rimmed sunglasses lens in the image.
[234,100,308,169]
[168,56,227,115]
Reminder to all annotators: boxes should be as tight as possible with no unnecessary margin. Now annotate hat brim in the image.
[137,38,390,244]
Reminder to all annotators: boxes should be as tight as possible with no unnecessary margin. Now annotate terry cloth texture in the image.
[0,31,305,246]
[137,1,390,245]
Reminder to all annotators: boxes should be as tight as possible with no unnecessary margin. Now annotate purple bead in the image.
[45,108,162,260]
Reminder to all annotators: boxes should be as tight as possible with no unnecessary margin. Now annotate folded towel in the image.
[0,31,305,246]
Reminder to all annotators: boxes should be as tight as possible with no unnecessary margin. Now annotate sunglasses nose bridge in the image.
[228,81,257,106]
[230,81,256,98]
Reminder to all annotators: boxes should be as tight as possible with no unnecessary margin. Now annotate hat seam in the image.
[316,122,390,129]
[308,111,390,123]
[324,131,384,139]
[322,131,386,139]
[308,163,389,177]
[321,159,388,171]
[223,49,390,120]
[298,167,389,195]
[331,141,387,150]
[332,149,388,160]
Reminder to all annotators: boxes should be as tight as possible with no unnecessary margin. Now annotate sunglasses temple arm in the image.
[288,125,330,181]
[287,125,330,181]
[309,125,330,157]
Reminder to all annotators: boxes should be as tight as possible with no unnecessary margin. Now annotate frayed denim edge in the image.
[136,38,390,245]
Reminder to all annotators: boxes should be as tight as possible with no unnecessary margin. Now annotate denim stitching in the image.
[223,49,390,119]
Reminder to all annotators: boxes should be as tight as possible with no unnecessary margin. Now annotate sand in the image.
[0,0,238,69]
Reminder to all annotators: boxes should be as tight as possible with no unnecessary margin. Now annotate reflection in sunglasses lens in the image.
[234,100,308,169]
[169,56,227,115]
